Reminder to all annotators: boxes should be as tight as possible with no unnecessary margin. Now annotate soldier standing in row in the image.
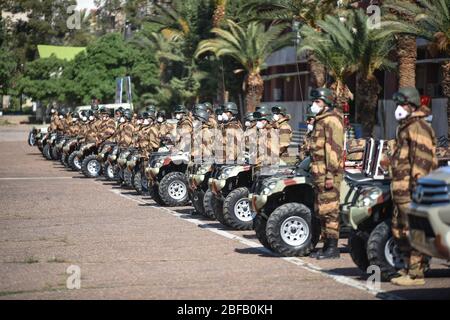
[174,105,193,154]
[308,88,344,260]
[220,102,243,164]
[271,106,293,158]
[390,87,437,286]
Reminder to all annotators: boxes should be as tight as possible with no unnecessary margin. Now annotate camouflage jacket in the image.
[84,119,102,143]
[391,109,437,204]
[255,126,275,166]
[97,118,116,143]
[192,121,214,163]
[176,117,193,153]
[67,120,82,137]
[272,118,292,156]
[299,131,313,161]
[222,119,244,164]
[114,122,135,148]
[310,109,344,186]
[49,114,64,133]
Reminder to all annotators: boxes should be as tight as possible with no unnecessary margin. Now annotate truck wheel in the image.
[149,183,166,206]
[68,151,81,171]
[222,187,255,230]
[81,154,101,178]
[266,203,320,257]
[43,144,52,160]
[367,221,407,281]
[133,171,143,194]
[348,230,370,272]
[203,189,216,219]
[158,172,189,206]
[212,194,226,225]
[191,189,205,215]
[254,214,271,250]
[103,162,115,181]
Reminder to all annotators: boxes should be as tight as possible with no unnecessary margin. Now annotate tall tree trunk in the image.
[356,73,381,137]
[397,35,417,88]
[245,72,264,112]
[213,0,227,28]
[442,61,450,140]
[330,80,352,113]
[307,51,326,89]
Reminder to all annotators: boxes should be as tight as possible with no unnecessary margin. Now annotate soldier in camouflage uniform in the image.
[202,102,218,130]
[299,116,315,161]
[244,112,257,157]
[97,107,116,144]
[67,112,82,137]
[115,109,135,148]
[220,102,244,164]
[174,105,193,153]
[271,105,293,157]
[253,107,275,167]
[191,108,214,164]
[308,88,344,260]
[390,87,437,286]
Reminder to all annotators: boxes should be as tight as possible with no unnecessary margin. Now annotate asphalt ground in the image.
[0,124,450,300]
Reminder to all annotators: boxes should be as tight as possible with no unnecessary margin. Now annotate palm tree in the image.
[195,20,291,112]
[242,0,352,89]
[299,10,397,136]
[383,0,450,136]
[213,0,227,27]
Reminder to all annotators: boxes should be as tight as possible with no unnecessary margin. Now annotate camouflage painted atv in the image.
[146,151,190,206]
[188,162,215,218]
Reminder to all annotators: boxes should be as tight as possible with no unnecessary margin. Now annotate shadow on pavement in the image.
[378,287,450,300]
[234,247,278,258]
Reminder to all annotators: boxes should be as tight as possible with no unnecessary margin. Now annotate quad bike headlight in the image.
[197,165,210,175]
[262,182,277,195]
[219,168,232,180]
[155,158,164,168]
[356,187,383,208]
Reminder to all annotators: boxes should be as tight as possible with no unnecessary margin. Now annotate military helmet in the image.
[194,103,207,112]
[90,103,99,112]
[123,109,132,121]
[85,109,94,118]
[140,111,150,119]
[194,108,209,123]
[310,87,335,106]
[244,112,256,122]
[59,107,68,117]
[214,106,223,115]
[145,105,156,113]
[253,106,272,121]
[222,102,239,115]
[157,110,167,118]
[272,105,288,115]
[202,102,213,112]
[393,87,421,108]
[174,104,187,114]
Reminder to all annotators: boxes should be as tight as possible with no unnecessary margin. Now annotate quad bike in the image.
[104,145,121,181]
[126,151,150,195]
[146,151,190,206]
[97,142,117,181]
[187,162,215,218]
[116,147,134,186]
[41,132,58,160]
[63,137,82,169]
[28,127,45,150]
[76,142,102,178]
[209,157,259,230]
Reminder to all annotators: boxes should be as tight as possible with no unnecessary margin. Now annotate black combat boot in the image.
[316,238,340,260]
[309,239,329,258]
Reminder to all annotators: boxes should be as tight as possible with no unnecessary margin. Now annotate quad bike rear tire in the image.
[51,145,60,160]
[61,153,69,167]
[43,144,52,160]
[212,194,226,225]
[68,150,81,171]
[103,162,116,181]
[348,230,370,273]
[81,154,102,178]
[266,203,320,257]
[158,172,189,207]
[133,171,143,194]
[253,214,271,250]
[367,220,407,282]
[202,189,216,219]
[123,168,133,188]
[190,189,205,216]
[149,183,166,206]
[222,187,255,230]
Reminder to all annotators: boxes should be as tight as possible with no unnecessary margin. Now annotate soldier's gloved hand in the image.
[325,178,334,190]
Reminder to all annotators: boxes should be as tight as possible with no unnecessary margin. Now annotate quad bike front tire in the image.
[103,162,116,181]
[81,154,102,178]
[61,153,69,167]
[68,150,81,171]
[253,214,271,250]
[266,203,320,257]
[123,168,133,188]
[222,187,255,230]
[51,145,60,160]
[133,171,143,194]
[149,182,166,206]
[367,221,407,282]
[158,172,190,207]
[202,189,216,219]
[190,189,205,216]
[212,194,226,225]
[348,230,370,273]
[43,144,52,160]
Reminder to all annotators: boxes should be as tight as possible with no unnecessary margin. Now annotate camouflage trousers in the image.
[314,183,340,240]
[392,203,425,279]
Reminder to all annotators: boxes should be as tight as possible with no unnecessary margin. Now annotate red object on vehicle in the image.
[343,102,350,113]
[421,95,431,107]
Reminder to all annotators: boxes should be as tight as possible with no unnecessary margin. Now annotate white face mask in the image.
[72,118,78,122]
[273,114,280,121]
[395,105,409,121]
[217,115,223,122]
[221,113,229,122]
[89,116,94,121]
[310,102,322,115]
[82,116,87,122]
[137,119,143,125]
[176,114,182,120]
[245,121,251,127]
[59,115,64,119]
[119,117,125,123]
[157,117,163,123]
[256,121,265,129]
[307,124,314,132]
[51,109,56,114]
[143,119,150,125]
